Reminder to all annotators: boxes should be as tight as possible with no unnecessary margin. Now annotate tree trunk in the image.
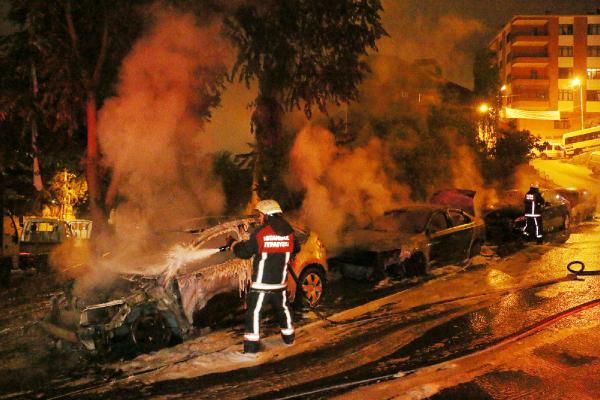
[85,92,104,228]
[251,93,285,199]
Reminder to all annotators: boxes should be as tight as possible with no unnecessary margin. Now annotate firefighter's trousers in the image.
[524,215,543,242]
[243,288,295,353]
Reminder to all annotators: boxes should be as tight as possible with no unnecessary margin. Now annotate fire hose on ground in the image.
[275,260,600,400]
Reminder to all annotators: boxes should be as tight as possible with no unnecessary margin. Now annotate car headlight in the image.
[80,300,126,326]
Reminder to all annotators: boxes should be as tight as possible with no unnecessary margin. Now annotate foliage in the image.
[224,0,386,116]
[213,152,253,215]
[472,48,501,100]
[480,121,536,186]
[1,0,150,137]
[222,0,386,201]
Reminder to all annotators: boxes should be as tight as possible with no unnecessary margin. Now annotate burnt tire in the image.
[404,253,427,277]
[131,311,172,352]
[295,266,326,307]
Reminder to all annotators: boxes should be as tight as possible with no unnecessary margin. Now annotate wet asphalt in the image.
[1,220,598,400]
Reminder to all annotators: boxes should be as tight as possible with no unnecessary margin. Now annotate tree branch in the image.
[92,15,109,88]
[64,0,88,82]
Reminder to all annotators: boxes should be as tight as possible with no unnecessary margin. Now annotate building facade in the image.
[489,14,600,141]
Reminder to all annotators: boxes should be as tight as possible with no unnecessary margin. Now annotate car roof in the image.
[384,204,450,214]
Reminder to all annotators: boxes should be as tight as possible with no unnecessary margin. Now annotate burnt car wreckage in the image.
[42,217,328,354]
[332,205,486,280]
[483,189,571,244]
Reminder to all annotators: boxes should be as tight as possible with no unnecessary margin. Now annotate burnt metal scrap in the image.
[42,218,255,354]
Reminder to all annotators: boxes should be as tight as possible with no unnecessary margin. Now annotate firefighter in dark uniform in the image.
[523,183,545,244]
[231,199,300,354]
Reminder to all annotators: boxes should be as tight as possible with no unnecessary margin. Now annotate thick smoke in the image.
[380,1,484,87]
[96,12,233,274]
[288,125,410,251]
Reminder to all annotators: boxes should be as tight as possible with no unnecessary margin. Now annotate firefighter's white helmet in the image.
[255,199,283,216]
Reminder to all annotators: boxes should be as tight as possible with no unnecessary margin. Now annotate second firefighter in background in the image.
[231,200,300,354]
[523,183,545,244]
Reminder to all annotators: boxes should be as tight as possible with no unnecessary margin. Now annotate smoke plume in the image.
[288,125,410,251]
[96,11,233,274]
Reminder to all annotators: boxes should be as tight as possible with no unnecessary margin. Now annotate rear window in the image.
[22,221,61,243]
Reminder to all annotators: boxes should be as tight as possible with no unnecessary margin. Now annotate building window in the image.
[558,68,572,79]
[559,46,573,57]
[588,69,600,80]
[588,24,600,35]
[587,90,600,101]
[559,24,573,35]
[554,119,571,129]
[588,46,600,57]
[530,70,538,79]
[558,89,573,101]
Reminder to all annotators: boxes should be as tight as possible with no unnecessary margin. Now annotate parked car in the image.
[555,188,597,224]
[42,217,328,354]
[332,205,485,279]
[588,151,600,175]
[19,217,93,270]
[482,189,571,243]
[531,143,566,159]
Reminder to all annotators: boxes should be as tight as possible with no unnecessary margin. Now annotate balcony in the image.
[509,99,551,110]
[511,56,549,67]
[511,77,549,86]
[510,32,549,47]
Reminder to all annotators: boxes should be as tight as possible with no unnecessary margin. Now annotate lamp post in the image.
[571,77,584,130]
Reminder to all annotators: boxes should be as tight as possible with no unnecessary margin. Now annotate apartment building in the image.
[489,14,600,141]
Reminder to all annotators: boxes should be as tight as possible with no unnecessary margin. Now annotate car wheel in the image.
[131,311,172,351]
[541,153,548,160]
[296,266,326,307]
[404,253,427,277]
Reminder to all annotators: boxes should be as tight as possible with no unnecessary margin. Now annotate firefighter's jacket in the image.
[524,187,545,217]
[234,216,300,291]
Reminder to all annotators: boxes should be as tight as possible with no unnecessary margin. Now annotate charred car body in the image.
[43,217,328,354]
[554,187,597,224]
[483,189,571,243]
[332,205,485,279]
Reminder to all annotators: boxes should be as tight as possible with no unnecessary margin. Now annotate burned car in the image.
[333,205,485,279]
[483,189,571,243]
[42,217,328,354]
[554,187,597,224]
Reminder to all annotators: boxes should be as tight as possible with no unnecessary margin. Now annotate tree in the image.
[473,48,501,100]
[1,0,150,226]
[223,0,386,199]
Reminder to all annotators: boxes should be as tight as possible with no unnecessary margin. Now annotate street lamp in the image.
[571,77,584,130]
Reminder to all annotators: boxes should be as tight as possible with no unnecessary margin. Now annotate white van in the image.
[531,143,566,159]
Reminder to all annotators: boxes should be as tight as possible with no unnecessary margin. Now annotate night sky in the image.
[381,0,600,86]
